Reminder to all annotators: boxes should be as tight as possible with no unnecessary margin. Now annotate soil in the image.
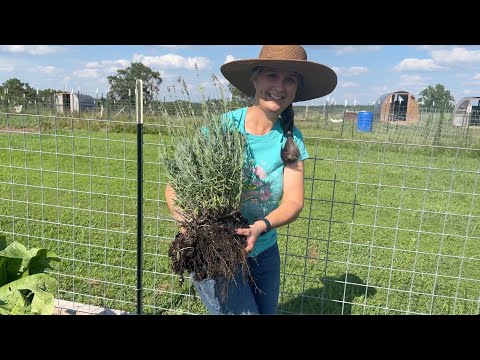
[168,212,251,299]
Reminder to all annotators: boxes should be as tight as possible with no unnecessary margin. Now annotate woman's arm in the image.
[262,159,305,228]
[236,160,305,252]
[165,183,185,223]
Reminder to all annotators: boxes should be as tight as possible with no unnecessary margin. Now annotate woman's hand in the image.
[235,220,267,253]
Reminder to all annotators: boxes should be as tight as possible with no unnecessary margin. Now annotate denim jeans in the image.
[191,242,280,315]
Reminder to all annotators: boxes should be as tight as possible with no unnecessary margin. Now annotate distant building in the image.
[374,91,420,124]
[55,92,96,113]
[453,97,480,127]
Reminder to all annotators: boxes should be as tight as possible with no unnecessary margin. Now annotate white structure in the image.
[55,92,96,113]
[453,97,480,127]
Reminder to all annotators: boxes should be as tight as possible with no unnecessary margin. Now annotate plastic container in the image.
[357,111,373,132]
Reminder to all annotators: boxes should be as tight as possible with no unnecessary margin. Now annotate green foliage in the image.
[37,89,58,99]
[160,100,249,222]
[107,62,162,102]
[0,78,37,100]
[0,273,58,315]
[0,241,60,315]
[433,108,445,146]
[418,84,455,109]
[228,83,253,108]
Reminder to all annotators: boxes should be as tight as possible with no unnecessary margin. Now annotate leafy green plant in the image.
[0,241,60,315]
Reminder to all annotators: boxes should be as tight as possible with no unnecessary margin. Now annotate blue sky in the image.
[1,45,479,106]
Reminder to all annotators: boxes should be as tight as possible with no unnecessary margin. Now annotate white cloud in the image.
[393,58,444,71]
[371,85,390,95]
[70,59,132,81]
[35,66,57,75]
[0,65,13,72]
[333,45,382,55]
[225,55,236,63]
[400,74,423,81]
[340,82,358,88]
[85,59,127,67]
[159,71,179,81]
[333,66,369,76]
[0,59,14,72]
[0,45,62,55]
[432,47,480,64]
[132,53,211,71]
[473,73,480,80]
[414,45,456,51]
[397,75,428,91]
[398,74,425,85]
[74,68,99,78]
[305,45,382,55]
[62,76,71,86]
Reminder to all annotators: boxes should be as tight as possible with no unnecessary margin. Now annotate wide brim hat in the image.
[220,45,337,103]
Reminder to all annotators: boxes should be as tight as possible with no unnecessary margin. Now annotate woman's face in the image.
[252,66,299,114]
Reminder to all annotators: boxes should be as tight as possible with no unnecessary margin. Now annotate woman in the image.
[165,45,337,314]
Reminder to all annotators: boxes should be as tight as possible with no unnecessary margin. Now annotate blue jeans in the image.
[191,242,280,315]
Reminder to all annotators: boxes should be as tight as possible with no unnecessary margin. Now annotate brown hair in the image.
[280,104,300,164]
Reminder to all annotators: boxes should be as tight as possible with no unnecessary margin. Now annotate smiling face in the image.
[251,66,300,115]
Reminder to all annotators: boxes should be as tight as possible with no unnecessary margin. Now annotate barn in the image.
[55,92,96,113]
[374,91,420,124]
[453,97,480,127]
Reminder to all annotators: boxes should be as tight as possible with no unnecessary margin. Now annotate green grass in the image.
[0,113,479,315]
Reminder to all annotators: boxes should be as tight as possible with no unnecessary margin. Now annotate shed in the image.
[374,91,420,124]
[55,92,96,113]
[453,97,480,127]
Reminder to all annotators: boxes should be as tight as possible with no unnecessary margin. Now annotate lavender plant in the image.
[159,75,254,296]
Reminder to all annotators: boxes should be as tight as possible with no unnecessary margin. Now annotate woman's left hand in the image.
[235,223,263,253]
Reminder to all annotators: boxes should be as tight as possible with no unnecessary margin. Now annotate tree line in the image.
[0,63,456,109]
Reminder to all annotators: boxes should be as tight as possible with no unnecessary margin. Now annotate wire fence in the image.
[1,93,219,119]
[0,98,479,315]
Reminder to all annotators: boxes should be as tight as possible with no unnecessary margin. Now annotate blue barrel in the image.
[357,111,373,132]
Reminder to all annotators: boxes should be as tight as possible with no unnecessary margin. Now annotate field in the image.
[0,108,479,314]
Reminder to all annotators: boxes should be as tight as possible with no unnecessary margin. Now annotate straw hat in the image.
[220,45,337,102]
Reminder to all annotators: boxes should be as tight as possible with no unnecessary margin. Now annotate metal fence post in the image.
[129,88,132,121]
[135,79,144,315]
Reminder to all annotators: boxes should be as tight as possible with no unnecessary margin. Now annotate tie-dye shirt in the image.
[223,107,309,257]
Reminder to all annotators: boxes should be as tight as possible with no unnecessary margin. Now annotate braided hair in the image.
[280,104,300,164]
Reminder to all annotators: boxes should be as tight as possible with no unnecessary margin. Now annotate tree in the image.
[418,84,455,109]
[0,78,36,100]
[228,84,253,108]
[38,88,58,97]
[107,62,162,102]
[37,88,58,102]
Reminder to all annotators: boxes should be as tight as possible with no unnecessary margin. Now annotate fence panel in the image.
[1,102,479,315]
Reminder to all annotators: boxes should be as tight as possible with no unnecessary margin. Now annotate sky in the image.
[1,44,479,107]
